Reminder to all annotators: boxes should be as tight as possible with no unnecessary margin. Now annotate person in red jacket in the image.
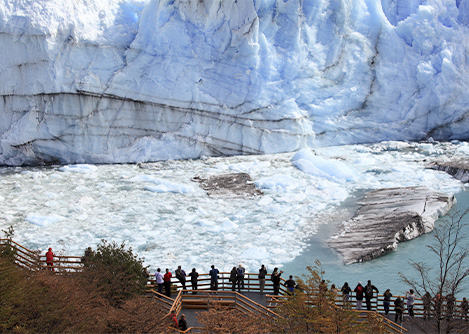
[45,248,55,271]
[164,268,172,297]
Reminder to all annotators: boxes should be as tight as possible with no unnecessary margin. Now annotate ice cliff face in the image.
[1,0,468,165]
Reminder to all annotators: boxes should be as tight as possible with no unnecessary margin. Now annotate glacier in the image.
[1,0,469,166]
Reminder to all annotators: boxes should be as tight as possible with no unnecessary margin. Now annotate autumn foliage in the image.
[0,246,165,334]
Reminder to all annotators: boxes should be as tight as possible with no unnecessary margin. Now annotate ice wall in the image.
[0,0,468,165]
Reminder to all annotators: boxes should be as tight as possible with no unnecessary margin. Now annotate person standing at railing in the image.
[230,266,237,291]
[45,247,55,271]
[209,265,219,291]
[341,282,351,304]
[354,281,364,310]
[364,280,379,310]
[236,264,245,292]
[284,275,296,294]
[164,268,172,297]
[155,268,164,294]
[446,293,456,320]
[259,264,268,294]
[271,268,283,295]
[175,265,187,293]
[405,289,415,318]
[422,291,432,319]
[460,297,468,321]
[383,289,392,316]
[394,296,404,324]
[189,268,199,294]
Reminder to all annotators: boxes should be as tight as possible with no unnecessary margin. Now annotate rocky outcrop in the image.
[329,186,455,265]
[192,173,263,198]
[430,161,469,183]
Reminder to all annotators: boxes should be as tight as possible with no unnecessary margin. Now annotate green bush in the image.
[81,240,148,306]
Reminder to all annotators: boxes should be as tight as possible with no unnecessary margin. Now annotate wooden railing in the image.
[265,294,407,333]
[1,238,41,271]
[0,238,84,273]
[148,271,288,296]
[180,290,280,319]
[356,310,407,333]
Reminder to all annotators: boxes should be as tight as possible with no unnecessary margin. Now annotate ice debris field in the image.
[0,141,467,272]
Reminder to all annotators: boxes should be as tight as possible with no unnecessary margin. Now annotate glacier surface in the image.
[1,0,469,165]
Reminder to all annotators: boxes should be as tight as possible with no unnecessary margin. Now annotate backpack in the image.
[365,285,373,297]
[356,285,363,296]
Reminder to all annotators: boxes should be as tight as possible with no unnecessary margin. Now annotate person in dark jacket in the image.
[354,282,364,310]
[383,289,392,315]
[179,314,188,331]
[209,265,219,291]
[394,297,404,324]
[236,265,245,292]
[188,268,199,294]
[284,275,296,294]
[341,282,352,303]
[364,280,379,310]
[271,268,283,295]
[175,265,187,292]
[230,266,237,291]
[258,265,268,294]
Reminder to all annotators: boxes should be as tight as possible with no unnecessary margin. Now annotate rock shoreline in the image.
[329,186,455,265]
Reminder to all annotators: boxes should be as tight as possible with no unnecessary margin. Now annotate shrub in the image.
[80,240,148,306]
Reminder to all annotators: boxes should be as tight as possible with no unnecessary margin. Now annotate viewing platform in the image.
[2,238,468,333]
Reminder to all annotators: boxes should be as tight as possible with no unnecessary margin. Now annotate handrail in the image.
[149,271,288,295]
[148,289,175,304]
[354,309,407,333]
[179,290,280,319]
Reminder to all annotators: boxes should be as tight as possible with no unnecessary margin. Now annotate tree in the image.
[399,208,469,334]
[0,226,15,260]
[80,239,149,307]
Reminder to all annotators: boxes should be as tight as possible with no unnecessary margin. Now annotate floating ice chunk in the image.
[277,192,307,203]
[258,196,273,206]
[292,149,356,182]
[97,182,113,188]
[240,246,269,260]
[25,214,65,226]
[218,218,238,231]
[196,219,216,227]
[255,175,306,191]
[228,161,271,172]
[59,165,98,173]
[142,178,195,193]
[44,200,59,207]
[456,142,469,155]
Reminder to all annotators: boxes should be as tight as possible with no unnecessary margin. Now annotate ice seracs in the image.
[1,1,469,165]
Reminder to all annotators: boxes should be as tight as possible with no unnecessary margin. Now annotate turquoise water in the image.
[282,190,469,298]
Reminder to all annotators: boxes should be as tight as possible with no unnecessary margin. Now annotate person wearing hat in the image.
[45,247,55,271]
